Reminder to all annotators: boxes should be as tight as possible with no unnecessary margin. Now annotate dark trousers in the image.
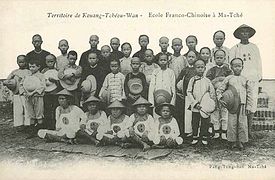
[175,94,185,137]
[44,94,58,130]
[192,112,210,138]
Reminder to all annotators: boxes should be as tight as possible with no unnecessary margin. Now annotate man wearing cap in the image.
[229,24,262,138]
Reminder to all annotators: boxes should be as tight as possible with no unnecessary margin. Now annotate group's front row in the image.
[38,90,183,151]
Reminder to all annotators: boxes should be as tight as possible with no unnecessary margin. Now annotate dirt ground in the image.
[1,101,275,169]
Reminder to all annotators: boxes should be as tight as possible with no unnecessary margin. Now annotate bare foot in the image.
[142,143,151,152]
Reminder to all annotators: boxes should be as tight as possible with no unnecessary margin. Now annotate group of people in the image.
[3,24,262,151]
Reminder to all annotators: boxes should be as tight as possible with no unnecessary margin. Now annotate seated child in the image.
[200,47,215,76]
[152,103,183,148]
[38,89,86,144]
[56,39,69,70]
[139,49,160,86]
[75,96,108,145]
[99,45,112,73]
[99,59,126,105]
[187,60,216,145]
[211,30,230,64]
[128,97,156,151]
[132,34,149,62]
[110,37,124,60]
[155,36,172,64]
[206,49,232,139]
[41,54,60,130]
[3,55,31,128]
[124,57,147,115]
[120,42,133,76]
[216,58,253,150]
[19,59,46,138]
[183,35,199,57]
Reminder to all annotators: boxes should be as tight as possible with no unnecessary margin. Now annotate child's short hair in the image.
[139,34,149,43]
[131,57,141,63]
[17,55,26,61]
[214,49,226,57]
[28,59,41,67]
[110,59,120,66]
[195,59,206,66]
[46,54,57,61]
[186,50,198,57]
[230,58,243,66]
[121,42,132,50]
[186,35,197,43]
[158,53,168,60]
[145,48,154,54]
[110,37,120,42]
[88,52,98,58]
[101,45,111,51]
[68,50,78,59]
[32,34,42,41]
[199,47,211,54]
[213,30,226,39]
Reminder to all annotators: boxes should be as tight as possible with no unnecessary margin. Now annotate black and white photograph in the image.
[0,0,274,179]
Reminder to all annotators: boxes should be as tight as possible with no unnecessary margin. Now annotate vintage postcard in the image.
[0,0,274,179]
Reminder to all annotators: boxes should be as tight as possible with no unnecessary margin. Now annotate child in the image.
[38,89,86,144]
[41,54,60,130]
[153,103,183,148]
[75,96,109,145]
[187,60,216,145]
[149,53,176,107]
[176,50,198,139]
[99,59,126,105]
[139,49,160,87]
[120,42,133,76]
[183,35,199,57]
[169,38,188,80]
[99,45,112,73]
[216,58,253,150]
[124,57,147,115]
[155,36,172,64]
[56,39,69,70]
[229,24,262,139]
[81,52,107,98]
[200,47,215,76]
[211,30,230,64]
[206,49,232,139]
[79,35,101,69]
[19,59,46,138]
[110,37,124,60]
[128,97,156,151]
[3,55,31,128]
[132,34,149,62]
[58,50,82,106]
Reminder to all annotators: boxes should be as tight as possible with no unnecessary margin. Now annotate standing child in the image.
[75,96,109,145]
[110,37,124,60]
[187,60,216,145]
[206,49,232,139]
[3,55,31,129]
[200,47,215,76]
[56,39,69,70]
[216,58,253,150]
[99,45,112,73]
[58,50,82,106]
[183,35,199,57]
[132,34,149,62]
[99,59,126,105]
[211,31,230,64]
[120,42,133,76]
[20,59,46,138]
[124,57,147,115]
[153,103,183,148]
[155,36,172,64]
[41,54,60,130]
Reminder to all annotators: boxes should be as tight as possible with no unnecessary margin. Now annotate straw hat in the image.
[127,78,143,95]
[56,89,73,97]
[199,92,216,118]
[107,100,125,109]
[132,96,152,107]
[3,79,17,92]
[81,75,96,93]
[221,85,240,114]
[153,89,172,105]
[83,95,101,106]
[44,69,58,92]
[155,102,175,116]
[212,77,225,89]
[23,76,41,93]
[233,24,256,39]
[60,68,80,91]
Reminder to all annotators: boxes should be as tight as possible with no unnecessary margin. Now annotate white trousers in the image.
[13,95,30,126]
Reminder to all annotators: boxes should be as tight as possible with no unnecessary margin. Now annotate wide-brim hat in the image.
[107,100,125,109]
[212,77,225,89]
[23,76,41,93]
[221,85,240,114]
[155,102,175,116]
[153,89,172,105]
[132,96,152,107]
[200,92,216,118]
[83,95,101,106]
[60,68,80,91]
[4,79,17,92]
[233,24,256,39]
[81,80,92,93]
[44,69,58,92]
[56,89,73,97]
[128,78,143,95]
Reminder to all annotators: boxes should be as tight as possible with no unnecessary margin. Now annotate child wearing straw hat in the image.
[152,103,183,148]
[75,96,108,145]
[127,97,156,151]
[37,89,86,144]
[3,55,31,129]
[216,58,253,150]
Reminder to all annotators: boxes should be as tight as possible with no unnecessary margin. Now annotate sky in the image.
[0,0,274,79]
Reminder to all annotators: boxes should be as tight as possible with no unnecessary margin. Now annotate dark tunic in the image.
[26,50,50,71]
